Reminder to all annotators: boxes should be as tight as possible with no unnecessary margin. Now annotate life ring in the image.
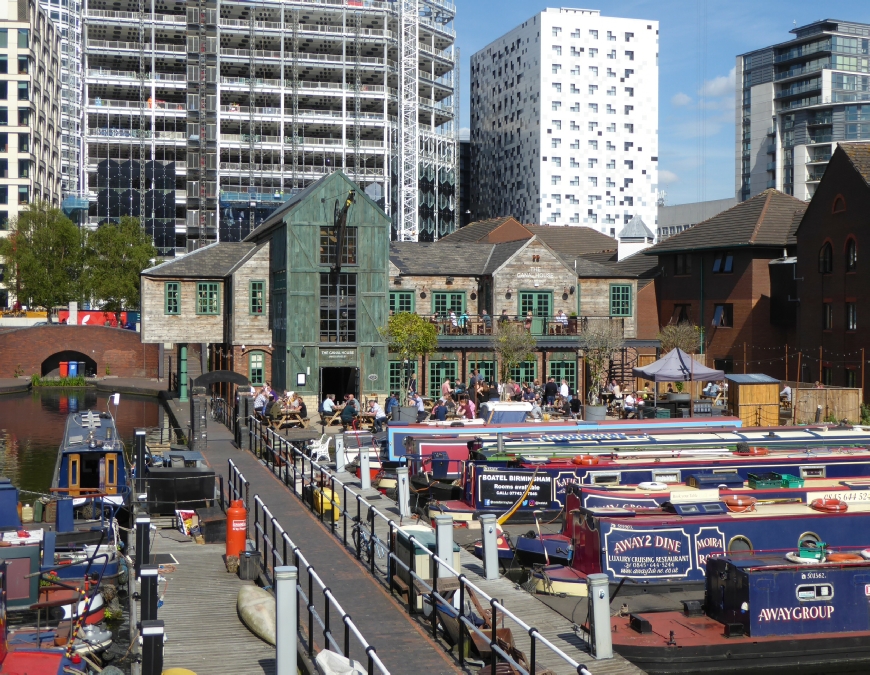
[723,495,757,513]
[571,455,599,466]
[825,552,863,562]
[785,552,824,564]
[638,482,668,491]
[810,498,848,513]
[737,446,769,456]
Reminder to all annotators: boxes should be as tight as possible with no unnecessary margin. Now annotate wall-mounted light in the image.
[505,286,512,299]
[470,291,477,300]
[569,285,576,295]
[420,285,428,299]
[446,276,454,284]
[370,346,376,358]
[393,277,402,285]
[301,346,306,358]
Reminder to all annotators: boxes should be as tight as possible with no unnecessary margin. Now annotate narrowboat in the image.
[611,549,870,674]
[530,490,870,596]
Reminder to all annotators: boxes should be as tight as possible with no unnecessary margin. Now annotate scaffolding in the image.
[398,0,419,242]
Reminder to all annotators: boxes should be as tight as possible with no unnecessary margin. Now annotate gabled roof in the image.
[839,142,870,186]
[644,189,808,255]
[524,224,616,256]
[142,242,258,278]
[438,217,520,243]
[618,215,655,240]
[551,251,632,279]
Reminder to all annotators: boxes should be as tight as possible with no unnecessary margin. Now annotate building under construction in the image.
[83,0,457,256]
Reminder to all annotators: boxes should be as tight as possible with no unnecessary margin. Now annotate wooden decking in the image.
[152,532,277,675]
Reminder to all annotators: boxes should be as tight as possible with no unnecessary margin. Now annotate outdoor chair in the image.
[306,434,332,463]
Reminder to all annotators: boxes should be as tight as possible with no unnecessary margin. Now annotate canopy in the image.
[632,348,724,383]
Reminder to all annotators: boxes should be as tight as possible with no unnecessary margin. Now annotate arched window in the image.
[846,238,857,272]
[819,242,833,274]
[833,195,847,213]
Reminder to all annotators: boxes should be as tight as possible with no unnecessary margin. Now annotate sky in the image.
[454,0,870,206]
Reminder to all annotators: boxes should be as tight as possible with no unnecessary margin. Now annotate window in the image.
[0,56,6,74]
[589,66,598,76]
[17,159,28,178]
[846,302,857,331]
[17,185,27,205]
[624,105,634,114]
[624,142,634,151]
[552,46,562,55]
[17,57,27,74]
[551,101,561,111]
[249,351,265,386]
[18,108,28,126]
[846,238,857,271]
[0,108,7,126]
[0,82,6,101]
[588,103,598,113]
[625,50,634,61]
[551,138,561,148]
[606,105,616,114]
[0,186,7,204]
[588,177,598,187]
[822,303,833,330]
[196,282,220,315]
[607,50,616,59]
[589,140,598,150]
[18,133,27,152]
[319,222,357,266]
[551,175,561,185]
[607,123,616,132]
[549,361,577,394]
[164,282,180,315]
[607,141,616,151]
[520,291,552,318]
[589,29,598,39]
[818,242,833,273]
[249,280,265,314]
[589,48,598,57]
[607,86,616,96]
[588,158,597,168]
[624,159,633,169]
[588,85,598,94]
[17,29,28,49]
[626,87,634,97]
[429,360,458,399]
[509,361,537,386]
[625,123,634,133]
[606,159,616,169]
[822,364,833,386]
[588,121,598,131]
[552,83,562,93]
[16,82,27,102]
[671,304,691,324]
[0,30,6,49]
[469,360,496,385]
[389,290,414,314]
[847,369,858,388]
[606,178,616,187]
[551,65,561,75]
[388,361,407,394]
[675,253,691,276]
[713,252,734,274]
[712,304,734,328]
[433,291,464,317]
[320,272,356,342]
[832,195,846,213]
[610,284,631,316]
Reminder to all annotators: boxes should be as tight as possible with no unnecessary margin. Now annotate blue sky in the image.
[454,0,870,206]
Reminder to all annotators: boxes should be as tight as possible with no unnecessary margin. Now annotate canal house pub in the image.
[140,172,656,407]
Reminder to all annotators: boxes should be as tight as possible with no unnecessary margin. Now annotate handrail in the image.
[245,417,590,675]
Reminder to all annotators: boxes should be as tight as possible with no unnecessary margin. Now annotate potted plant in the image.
[669,380,692,402]
[568,312,578,335]
[379,312,438,421]
[580,320,624,421]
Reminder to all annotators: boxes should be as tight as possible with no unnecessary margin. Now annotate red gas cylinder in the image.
[226,500,247,558]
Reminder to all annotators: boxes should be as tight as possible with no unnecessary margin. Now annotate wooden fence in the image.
[782,381,862,424]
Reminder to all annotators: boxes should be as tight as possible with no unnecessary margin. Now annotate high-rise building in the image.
[737,19,870,202]
[82,0,457,256]
[0,0,63,308]
[469,7,659,236]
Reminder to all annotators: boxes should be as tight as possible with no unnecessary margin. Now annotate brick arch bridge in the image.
[0,325,159,379]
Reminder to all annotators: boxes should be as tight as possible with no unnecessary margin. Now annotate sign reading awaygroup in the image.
[604,526,693,579]
[477,471,553,508]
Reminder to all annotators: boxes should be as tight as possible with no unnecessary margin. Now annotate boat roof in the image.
[581,476,870,496]
[61,410,120,451]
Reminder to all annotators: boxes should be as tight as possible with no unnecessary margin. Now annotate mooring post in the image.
[140,620,164,675]
[479,514,499,580]
[139,564,159,623]
[335,435,346,474]
[588,573,613,659]
[396,466,410,517]
[360,441,372,490]
[434,515,455,578]
[134,429,146,495]
[275,566,298,675]
[135,516,151,579]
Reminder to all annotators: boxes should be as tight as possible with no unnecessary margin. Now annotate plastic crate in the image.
[654,407,671,418]
[778,473,804,488]
[748,472,781,489]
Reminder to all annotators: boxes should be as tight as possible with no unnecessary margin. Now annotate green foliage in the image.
[862,404,870,426]
[675,381,685,393]
[657,322,701,354]
[0,203,84,316]
[379,313,438,402]
[13,364,23,378]
[84,217,157,311]
[31,375,87,387]
[581,320,625,405]
[491,322,537,385]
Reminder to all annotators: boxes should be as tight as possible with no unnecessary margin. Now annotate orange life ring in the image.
[723,495,757,513]
[737,446,769,456]
[825,552,863,562]
[810,498,848,513]
[571,455,599,466]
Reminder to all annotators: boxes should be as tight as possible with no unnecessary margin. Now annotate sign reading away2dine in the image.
[477,471,553,509]
[604,526,693,579]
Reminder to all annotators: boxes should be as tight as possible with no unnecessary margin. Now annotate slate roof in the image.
[389,240,527,276]
[618,215,655,240]
[142,242,258,278]
[839,142,870,185]
[552,251,631,278]
[524,224,617,256]
[438,217,517,243]
[645,189,808,255]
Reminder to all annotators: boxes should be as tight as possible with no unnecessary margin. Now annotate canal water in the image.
[0,388,162,495]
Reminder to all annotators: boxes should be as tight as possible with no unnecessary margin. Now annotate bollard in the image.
[360,442,372,490]
[479,514,499,580]
[135,516,151,579]
[815,405,822,423]
[139,564,159,623]
[134,429,147,495]
[140,619,164,675]
[275,566,298,675]
[396,466,410,518]
[587,573,613,659]
[434,515,455,578]
[335,436,346,474]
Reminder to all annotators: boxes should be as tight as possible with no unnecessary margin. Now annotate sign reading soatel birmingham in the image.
[477,471,553,508]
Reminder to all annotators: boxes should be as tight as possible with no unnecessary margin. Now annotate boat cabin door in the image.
[68,454,81,497]
[101,453,118,495]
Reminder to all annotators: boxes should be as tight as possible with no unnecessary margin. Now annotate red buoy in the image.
[226,499,247,559]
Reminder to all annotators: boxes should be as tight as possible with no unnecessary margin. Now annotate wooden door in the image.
[68,454,80,497]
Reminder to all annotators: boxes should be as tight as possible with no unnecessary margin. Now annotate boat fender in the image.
[861,550,870,560]
[736,446,769,456]
[810,498,848,513]
[723,495,757,513]
[825,552,863,562]
[571,455,599,466]
[785,552,825,564]
[638,482,668,491]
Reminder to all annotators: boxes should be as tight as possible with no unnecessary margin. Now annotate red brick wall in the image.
[0,325,158,378]
[636,282,660,340]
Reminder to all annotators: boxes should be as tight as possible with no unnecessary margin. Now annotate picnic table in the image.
[267,408,306,430]
[322,405,346,426]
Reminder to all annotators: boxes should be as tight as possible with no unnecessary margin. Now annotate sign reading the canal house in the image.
[604,526,693,579]
[320,349,357,361]
[477,471,553,509]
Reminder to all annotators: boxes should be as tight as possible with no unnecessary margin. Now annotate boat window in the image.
[702,503,724,513]
[728,535,753,552]
[590,472,621,485]
[652,470,680,484]
[798,532,822,549]
[800,465,826,479]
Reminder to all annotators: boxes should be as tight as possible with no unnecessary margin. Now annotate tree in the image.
[580,319,625,405]
[0,202,84,317]
[657,322,701,354]
[491,322,537,398]
[378,312,438,404]
[85,217,157,311]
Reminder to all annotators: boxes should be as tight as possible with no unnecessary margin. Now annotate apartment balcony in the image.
[807,115,833,126]
[766,126,776,136]
[774,61,830,82]
[807,152,832,164]
[88,98,185,114]
[806,166,827,182]
[219,133,385,150]
[766,161,777,171]
[808,134,833,144]
[86,40,186,55]
[775,82,822,100]
[86,128,186,143]
[85,9,185,25]
[427,315,630,347]
[87,69,186,87]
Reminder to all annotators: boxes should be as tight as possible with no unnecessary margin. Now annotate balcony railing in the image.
[86,9,185,23]
[88,98,185,111]
[422,313,627,340]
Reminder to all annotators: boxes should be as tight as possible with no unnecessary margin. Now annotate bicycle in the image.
[351,515,388,573]
[211,396,226,422]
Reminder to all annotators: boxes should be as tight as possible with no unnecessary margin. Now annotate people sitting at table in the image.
[444,394,457,413]
[254,387,268,415]
[464,395,476,419]
[570,396,582,419]
[297,397,307,420]
[522,382,536,402]
[385,392,399,417]
[623,392,638,418]
[480,310,492,331]
[529,398,543,420]
[524,311,533,330]
[340,400,357,428]
[702,381,720,398]
[666,383,675,394]
[459,311,469,330]
[411,393,427,422]
[449,311,458,329]
[544,377,559,405]
[499,309,510,324]
[368,399,387,433]
[780,384,792,403]
[555,309,568,328]
[321,393,336,415]
[431,399,448,421]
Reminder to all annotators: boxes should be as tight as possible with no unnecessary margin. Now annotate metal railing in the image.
[226,459,388,674]
[245,418,590,675]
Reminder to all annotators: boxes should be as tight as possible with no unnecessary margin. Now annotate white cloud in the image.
[700,67,736,98]
[671,92,692,107]
[659,170,679,184]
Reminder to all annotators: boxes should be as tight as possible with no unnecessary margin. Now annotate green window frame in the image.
[249,351,265,386]
[196,282,220,315]
[388,361,409,395]
[389,291,415,314]
[509,361,537,385]
[609,284,632,317]
[250,280,265,315]
[549,360,577,394]
[429,360,458,399]
[468,360,497,385]
[519,291,552,317]
[164,282,179,315]
[432,291,465,317]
